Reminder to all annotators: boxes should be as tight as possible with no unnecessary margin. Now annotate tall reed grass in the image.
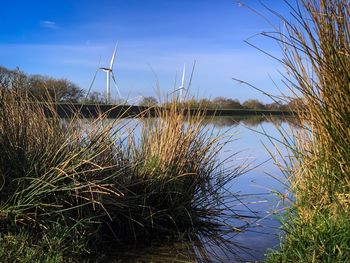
[263,0,350,261]
[0,88,245,262]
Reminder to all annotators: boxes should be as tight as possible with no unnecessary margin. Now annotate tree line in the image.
[140,96,302,111]
[0,66,113,103]
[1,66,301,110]
[0,66,85,102]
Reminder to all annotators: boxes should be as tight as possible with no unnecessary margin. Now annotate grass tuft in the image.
[264,0,350,261]
[0,88,245,261]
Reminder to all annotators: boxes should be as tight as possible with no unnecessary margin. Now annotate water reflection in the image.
[203,115,299,128]
[112,240,205,262]
[109,234,254,262]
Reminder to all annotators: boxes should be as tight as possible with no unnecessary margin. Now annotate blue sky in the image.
[0,0,291,102]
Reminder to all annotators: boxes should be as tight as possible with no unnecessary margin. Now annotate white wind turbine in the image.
[100,42,120,104]
[179,64,186,103]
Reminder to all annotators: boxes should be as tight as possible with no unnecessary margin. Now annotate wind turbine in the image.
[179,64,186,103]
[100,42,120,104]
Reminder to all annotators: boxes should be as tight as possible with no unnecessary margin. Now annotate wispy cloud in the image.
[40,20,58,29]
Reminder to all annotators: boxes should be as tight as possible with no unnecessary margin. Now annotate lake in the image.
[106,115,293,262]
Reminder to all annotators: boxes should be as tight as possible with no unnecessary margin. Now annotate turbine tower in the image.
[179,64,186,103]
[100,42,118,104]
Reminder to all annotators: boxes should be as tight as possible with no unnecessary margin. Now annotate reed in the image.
[117,100,242,239]
[264,0,350,261]
[0,89,244,262]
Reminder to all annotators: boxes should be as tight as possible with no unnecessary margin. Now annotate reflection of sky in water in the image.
[84,117,293,262]
[198,120,291,261]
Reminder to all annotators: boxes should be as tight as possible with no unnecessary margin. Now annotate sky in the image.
[0,0,292,103]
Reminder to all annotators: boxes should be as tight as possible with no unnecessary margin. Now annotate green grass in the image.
[0,225,95,263]
[266,211,350,263]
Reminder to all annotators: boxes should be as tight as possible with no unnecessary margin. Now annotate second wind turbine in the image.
[100,42,119,104]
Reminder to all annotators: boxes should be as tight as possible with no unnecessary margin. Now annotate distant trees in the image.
[0,66,27,91]
[160,96,294,111]
[184,98,210,108]
[0,66,84,102]
[242,99,266,109]
[212,97,243,109]
[139,96,158,107]
[0,66,300,110]
[83,91,106,104]
[26,75,84,102]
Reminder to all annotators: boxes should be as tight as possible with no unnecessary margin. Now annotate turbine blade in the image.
[111,71,121,98]
[181,63,186,87]
[110,42,118,70]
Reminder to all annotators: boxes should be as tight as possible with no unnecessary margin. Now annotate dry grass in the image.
[279,0,350,217]
[0,88,245,261]
[265,0,350,261]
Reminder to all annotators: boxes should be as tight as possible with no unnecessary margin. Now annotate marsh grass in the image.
[261,0,350,261]
[0,88,246,262]
[266,210,350,262]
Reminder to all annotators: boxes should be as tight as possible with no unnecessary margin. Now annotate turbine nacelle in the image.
[100,67,112,72]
